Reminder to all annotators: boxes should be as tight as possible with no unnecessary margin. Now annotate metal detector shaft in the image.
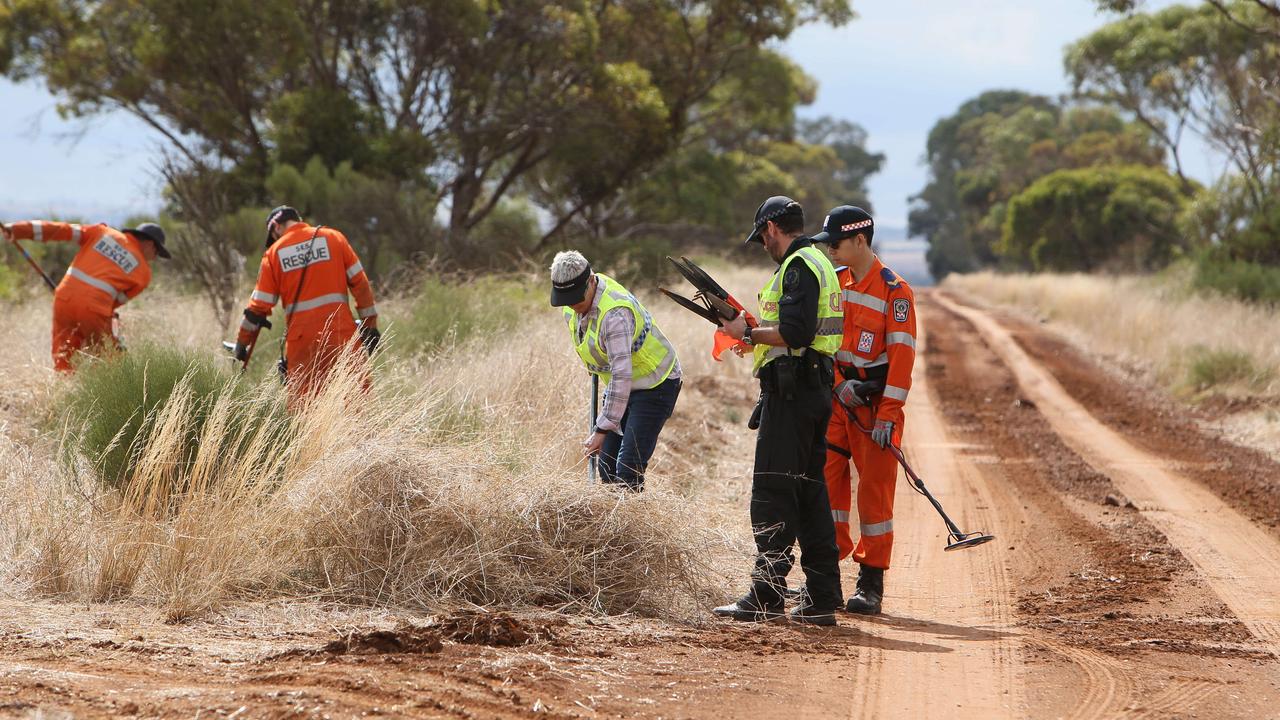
[887,443,966,537]
[588,374,599,483]
[6,236,57,292]
[844,407,993,550]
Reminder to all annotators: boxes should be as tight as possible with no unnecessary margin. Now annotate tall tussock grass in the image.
[55,342,288,491]
[945,270,1280,399]
[2,332,732,622]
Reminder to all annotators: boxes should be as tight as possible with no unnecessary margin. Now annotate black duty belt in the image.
[838,362,889,382]
[757,350,833,396]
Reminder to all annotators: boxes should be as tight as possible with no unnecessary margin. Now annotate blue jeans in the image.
[599,377,682,491]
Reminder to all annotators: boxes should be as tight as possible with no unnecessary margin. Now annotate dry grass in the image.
[945,270,1280,397]
[0,266,770,623]
[945,270,1280,456]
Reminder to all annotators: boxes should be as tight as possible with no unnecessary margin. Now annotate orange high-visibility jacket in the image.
[9,221,152,315]
[835,257,916,427]
[236,223,377,356]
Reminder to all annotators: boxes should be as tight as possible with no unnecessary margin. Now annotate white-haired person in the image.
[550,250,682,491]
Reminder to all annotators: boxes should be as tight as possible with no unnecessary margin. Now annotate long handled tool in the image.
[588,374,599,483]
[845,406,994,552]
[5,230,57,292]
[221,340,255,371]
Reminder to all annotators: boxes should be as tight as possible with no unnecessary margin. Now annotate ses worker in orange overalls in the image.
[812,206,916,616]
[233,206,379,402]
[2,220,170,372]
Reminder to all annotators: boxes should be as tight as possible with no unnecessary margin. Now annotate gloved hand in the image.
[0,223,11,241]
[871,419,895,449]
[834,379,867,410]
[359,325,381,355]
[232,342,250,363]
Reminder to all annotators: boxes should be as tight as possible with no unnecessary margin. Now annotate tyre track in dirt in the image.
[936,291,1280,659]
[843,304,1024,719]
[1028,638,1135,720]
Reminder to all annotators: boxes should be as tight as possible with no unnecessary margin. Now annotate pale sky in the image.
[0,0,1221,229]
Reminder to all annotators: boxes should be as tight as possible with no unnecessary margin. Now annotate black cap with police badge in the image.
[744,195,803,244]
[811,205,874,246]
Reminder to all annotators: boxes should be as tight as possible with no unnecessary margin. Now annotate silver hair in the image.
[550,250,591,283]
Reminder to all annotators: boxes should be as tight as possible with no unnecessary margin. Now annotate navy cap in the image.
[745,195,803,244]
[265,205,302,247]
[123,222,171,259]
[812,205,874,245]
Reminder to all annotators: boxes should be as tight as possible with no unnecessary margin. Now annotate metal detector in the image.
[587,374,599,483]
[5,229,58,292]
[846,408,995,552]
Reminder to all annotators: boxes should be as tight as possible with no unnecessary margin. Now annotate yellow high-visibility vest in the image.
[752,245,843,375]
[564,273,678,389]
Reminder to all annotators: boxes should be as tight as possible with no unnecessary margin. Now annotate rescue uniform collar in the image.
[851,255,884,288]
[272,222,315,248]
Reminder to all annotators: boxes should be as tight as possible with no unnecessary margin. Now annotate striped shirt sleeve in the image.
[595,307,636,433]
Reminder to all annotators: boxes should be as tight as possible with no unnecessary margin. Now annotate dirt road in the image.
[2,289,1279,718]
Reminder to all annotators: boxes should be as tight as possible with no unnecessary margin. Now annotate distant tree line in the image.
[911,0,1280,303]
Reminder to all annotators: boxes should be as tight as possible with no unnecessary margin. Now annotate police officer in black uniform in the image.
[714,196,844,626]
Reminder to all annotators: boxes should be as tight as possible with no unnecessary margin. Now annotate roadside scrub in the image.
[1,312,734,623]
[944,270,1280,400]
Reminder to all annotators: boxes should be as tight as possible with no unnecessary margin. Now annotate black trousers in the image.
[748,379,843,609]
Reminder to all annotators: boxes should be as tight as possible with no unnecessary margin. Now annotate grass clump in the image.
[56,343,286,492]
[1183,345,1273,394]
[390,275,539,357]
[1192,254,1280,306]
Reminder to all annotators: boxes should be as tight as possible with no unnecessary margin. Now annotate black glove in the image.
[232,342,249,363]
[243,309,272,331]
[359,325,381,355]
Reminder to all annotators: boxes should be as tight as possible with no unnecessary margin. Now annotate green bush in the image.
[1192,252,1280,306]
[389,275,539,357]
[1183,344,1273,393]
[0,262,23,301]
[56,344,286,491]
[999,164,1189,272]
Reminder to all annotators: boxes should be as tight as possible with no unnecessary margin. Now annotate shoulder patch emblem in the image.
[857,330,875,354]
[784,267,799,288]
[893,298,910,323]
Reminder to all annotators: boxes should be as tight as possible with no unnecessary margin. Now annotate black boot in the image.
[789,590,837,626]
[845,565,884,615]
[713,593,784,622]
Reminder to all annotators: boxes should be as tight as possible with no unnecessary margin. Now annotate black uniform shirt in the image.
[775,236,819,349]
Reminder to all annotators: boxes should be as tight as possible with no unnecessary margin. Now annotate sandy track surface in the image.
[3,289,1279,718]
[937,291,1280,659]
[843,310,1022,719]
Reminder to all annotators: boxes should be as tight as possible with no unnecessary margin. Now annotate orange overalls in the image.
[824,258,916,568]
[9,221,151,372]
[236,223,378,402]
